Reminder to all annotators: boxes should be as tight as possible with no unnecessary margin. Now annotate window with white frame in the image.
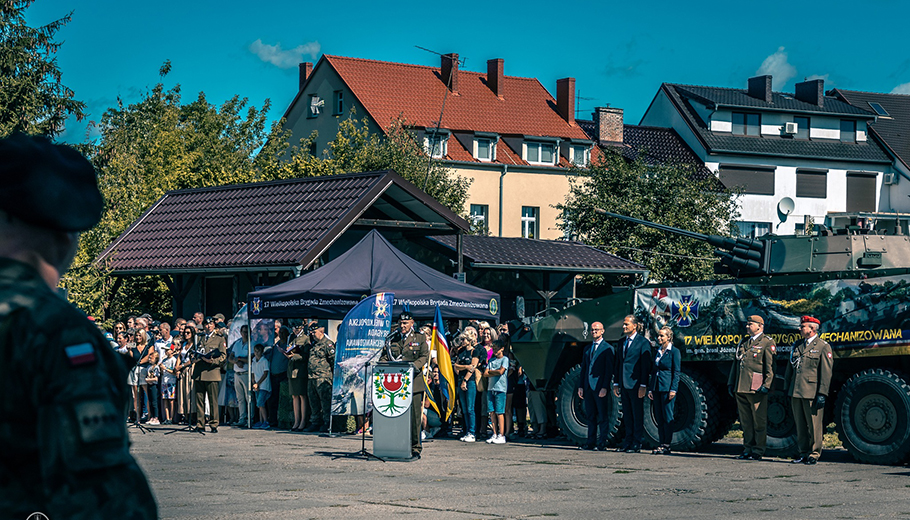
[475,138,495,161]
[425,133,448,158]
[521,206,540,239]
[525,141,557,165]
[570,144,589,166]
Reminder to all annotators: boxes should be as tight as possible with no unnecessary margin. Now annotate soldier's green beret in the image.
[0,133,103,231]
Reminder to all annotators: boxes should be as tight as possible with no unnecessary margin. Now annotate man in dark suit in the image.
[577,321,614,450]
[613,315,652,452]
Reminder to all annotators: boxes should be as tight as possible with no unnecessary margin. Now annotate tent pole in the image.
[456,232,463,276]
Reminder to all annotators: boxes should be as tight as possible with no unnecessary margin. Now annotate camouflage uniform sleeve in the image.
[325,340,336,372]
[24,306,157,519]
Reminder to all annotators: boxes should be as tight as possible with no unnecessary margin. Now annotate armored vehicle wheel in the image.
[764,388,798,456]
[643,369,718,452]
[835,369,910,465]
[555,365,623,447]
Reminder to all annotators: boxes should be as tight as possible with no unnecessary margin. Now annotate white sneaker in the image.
[148,418,160,425]
[421,431,427,441]
[493,435,506,444]
[486,435,496,444]
[461,433,475,443]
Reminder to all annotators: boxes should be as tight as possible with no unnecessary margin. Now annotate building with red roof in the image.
[281,53,594,240]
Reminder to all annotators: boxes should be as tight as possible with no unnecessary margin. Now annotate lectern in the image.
[371,361,414,460]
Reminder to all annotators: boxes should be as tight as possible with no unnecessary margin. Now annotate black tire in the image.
[642,369,717,452]
[835,369,910,465]
[555,365,623,447]
[763,388,799,457]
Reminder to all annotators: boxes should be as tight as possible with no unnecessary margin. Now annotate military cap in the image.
[747,315,764,325]
[801,316,821,325]
[0,133,103,232]
[213,313,226,322]
[399,311,413,321]
[202,316,215,324]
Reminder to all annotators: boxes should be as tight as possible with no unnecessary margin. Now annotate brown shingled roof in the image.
[96,170,470,274]
[429,235,647,274]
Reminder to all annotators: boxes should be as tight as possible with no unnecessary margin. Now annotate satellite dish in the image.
[778,197,795,216]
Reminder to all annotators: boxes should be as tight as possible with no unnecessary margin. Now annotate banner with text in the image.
[330,292,395,416]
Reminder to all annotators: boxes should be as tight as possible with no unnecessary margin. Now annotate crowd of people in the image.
[100,307,833,466]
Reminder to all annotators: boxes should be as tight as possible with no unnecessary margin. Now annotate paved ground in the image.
[130,425,910,519]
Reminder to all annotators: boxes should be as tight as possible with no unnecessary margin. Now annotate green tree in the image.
[558,149,740,285]
[0,0,85,137]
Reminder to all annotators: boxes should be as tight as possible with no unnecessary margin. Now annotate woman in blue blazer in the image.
[648,326,681,454]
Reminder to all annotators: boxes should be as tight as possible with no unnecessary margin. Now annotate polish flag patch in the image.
[826,351,833,359]
[65,343,96,366]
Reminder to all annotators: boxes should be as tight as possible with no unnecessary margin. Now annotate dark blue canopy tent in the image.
[247,230,500,320]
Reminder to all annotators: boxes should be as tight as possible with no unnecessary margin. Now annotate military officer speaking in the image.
[784,315,833,464]
[380,311,430,459]
[727,315,776,460]
[0,134,157,518]
[305,324,335,432]
[193,316,228,433]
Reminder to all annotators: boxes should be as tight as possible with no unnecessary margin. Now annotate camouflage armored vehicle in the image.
[510,210,910,465]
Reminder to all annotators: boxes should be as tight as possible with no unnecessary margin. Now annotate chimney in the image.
[795,79,825,107]
[441,53,459,92]
[299,62,313,91]
[595,107,624,144]
[487,58,504,98]
[747,75,773,103]
[557,78,575,125]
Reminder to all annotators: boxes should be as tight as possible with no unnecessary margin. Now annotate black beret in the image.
[0,133,103,231]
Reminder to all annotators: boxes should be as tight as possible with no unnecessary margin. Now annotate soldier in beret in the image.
[380,311,430,459]
[728,315,776,460]
[784,315,833,464]
[193,316,228,433]
[0,133,156,518]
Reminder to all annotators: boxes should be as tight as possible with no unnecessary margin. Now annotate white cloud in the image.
[756,47,796,87]
[804,73,830,83]
[249,39,321,69]
[891,82,910,95]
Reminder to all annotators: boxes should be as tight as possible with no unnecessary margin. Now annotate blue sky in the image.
[28,0,910,143]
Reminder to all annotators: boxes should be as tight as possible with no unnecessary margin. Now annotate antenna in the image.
[414,46,467,190]
[576,89,596,116]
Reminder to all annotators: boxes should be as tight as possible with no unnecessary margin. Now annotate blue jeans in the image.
[458,378,477,435]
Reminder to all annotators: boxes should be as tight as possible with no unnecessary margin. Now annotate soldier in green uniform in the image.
[305,324,335,432]
[380,311,430,458]
[193,316,227,433]
[727,315,776,460]
[784,315,833,464]
[0,133,157,519]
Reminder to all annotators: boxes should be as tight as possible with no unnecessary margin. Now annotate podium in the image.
[371,362,414,460]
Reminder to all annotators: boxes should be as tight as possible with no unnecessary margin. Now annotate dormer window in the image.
[525,140,557,165]
[732,112,760,136]
[474,135,497,161]
[570,144,589,166]
[425,131,448,158]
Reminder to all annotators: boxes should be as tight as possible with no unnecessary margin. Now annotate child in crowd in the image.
[145,350,161,426]
[483,341,509,444]
[160,346,178,424]
[251,344,271,430]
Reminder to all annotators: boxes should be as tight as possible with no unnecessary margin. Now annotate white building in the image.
[640,76,894,236]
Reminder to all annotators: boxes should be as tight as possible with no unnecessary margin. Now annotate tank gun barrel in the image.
[594,208,769,276]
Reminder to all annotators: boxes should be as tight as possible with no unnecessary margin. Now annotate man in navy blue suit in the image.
[577,322,614,450]
[613,315,652,452]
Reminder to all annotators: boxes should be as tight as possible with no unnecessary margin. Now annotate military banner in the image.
[634,276,910,361]
[330,292,395,416]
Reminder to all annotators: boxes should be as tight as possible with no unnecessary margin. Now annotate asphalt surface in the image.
[130,424,910,519]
